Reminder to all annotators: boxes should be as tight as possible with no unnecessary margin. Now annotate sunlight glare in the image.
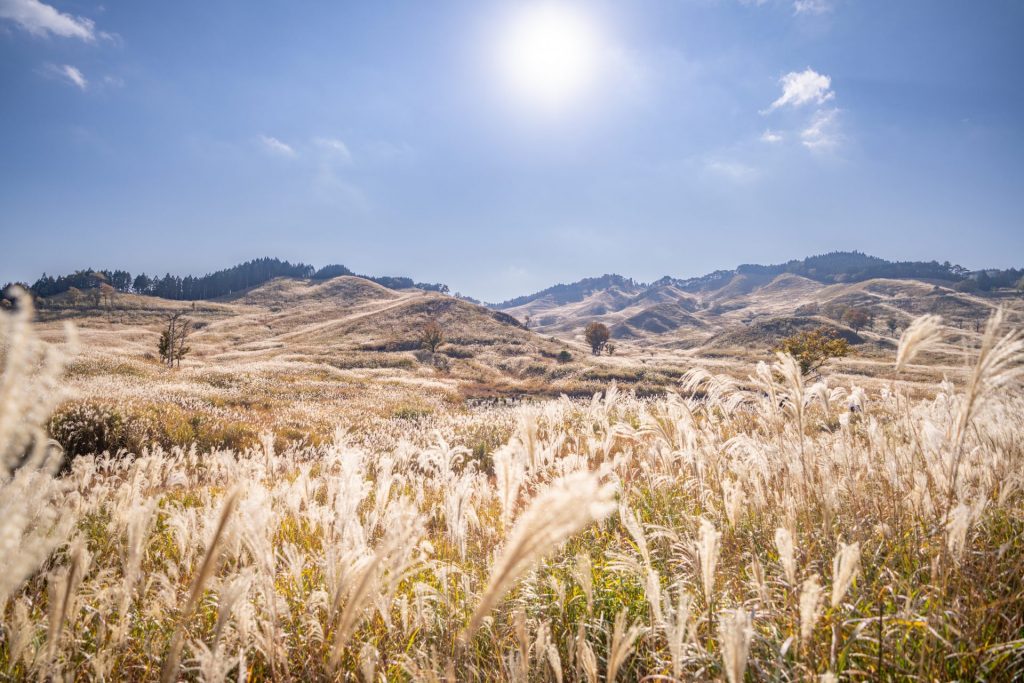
[496,4,601,113]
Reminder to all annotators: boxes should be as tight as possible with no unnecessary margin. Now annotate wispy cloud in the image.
[705,159,758,182]
[0,0,96,40]
[793,0,832,15]
[801,108,842,151]
[760,129,783,143]
[258,135,296,157]
[45,63,87,89]
[365,140,416,166]
[313,137,353,163]
[765,68,834,112]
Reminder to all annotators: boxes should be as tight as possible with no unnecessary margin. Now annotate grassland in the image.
[2,285,1024,681]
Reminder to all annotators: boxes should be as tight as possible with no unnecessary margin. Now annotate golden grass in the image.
[2,293,1024,681]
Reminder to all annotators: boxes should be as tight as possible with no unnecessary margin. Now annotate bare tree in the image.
[99,283,116,310]
[419,321,444,353]
[159,312,192,368]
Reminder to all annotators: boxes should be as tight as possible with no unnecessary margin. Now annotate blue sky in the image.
[1,0,1022,301]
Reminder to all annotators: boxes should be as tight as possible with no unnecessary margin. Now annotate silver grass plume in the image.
[774,527,797,586]
[0,289,76,606]
[945,503,972,561]
[831,541,860,608]
[895,314,942,373]
[697,518,721,605]
[463,471,616,638]
[954,308,1024,442]
[799,574,824,645]
[606,608,643,682]
[571,552,594,614]
[0,287,71,474]
[663,583,693,680]
[575,624,599,683]
[329,499,423,669]
[719,608,753,683]
[161,488,240,683]
[619,504,662,624]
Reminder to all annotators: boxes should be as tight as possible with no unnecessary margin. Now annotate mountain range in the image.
[14,250,1022,401]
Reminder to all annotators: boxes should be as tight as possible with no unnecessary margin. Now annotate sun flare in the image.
[496,4,601,112]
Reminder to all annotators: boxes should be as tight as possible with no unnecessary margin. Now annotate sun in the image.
[495,4,602,113]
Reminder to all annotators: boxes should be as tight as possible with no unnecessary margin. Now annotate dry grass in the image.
[2,292,1024,681]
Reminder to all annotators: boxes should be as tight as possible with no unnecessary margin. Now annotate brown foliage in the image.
[584,322,610,355]
[419,320,445,353]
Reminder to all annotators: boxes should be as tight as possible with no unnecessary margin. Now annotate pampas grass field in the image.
[2,292,1023,681]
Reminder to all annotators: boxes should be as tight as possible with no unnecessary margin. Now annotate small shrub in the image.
[776,326,850,375]
[48,400,261,462]
[842,307,870,331]
[584,322,610,355]
[48,402,141,461]
[391,405,433,420]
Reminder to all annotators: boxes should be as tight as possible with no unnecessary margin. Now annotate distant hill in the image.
[6,251,1020,323]
[19,255,1024,400]
[495,274,644,309]
[495,251,1022,349]
[493,251,987,308]
[6,257,449,304]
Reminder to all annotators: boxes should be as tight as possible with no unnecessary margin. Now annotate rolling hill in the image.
[13,251,1021,416]
[496,252,1022,355]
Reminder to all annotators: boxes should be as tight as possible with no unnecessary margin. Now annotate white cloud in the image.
[760,129,783,143]
[0,0,95,40]
[313,137,353,163]
[258,135,296,157]
[45,63,87,89]
[765,68,834,112]
[801,108,842,151]
[793,0,831,15]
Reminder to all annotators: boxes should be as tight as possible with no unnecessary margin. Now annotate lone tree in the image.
[159,312,192,368]
[886,315,899,336]
[584,322,610,355]
[776,326,850,376]
[419,321,445,353]
[99,282,116,310]
[842,307,870,332]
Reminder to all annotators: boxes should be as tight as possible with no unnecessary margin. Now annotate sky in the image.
[1,0,1022,302]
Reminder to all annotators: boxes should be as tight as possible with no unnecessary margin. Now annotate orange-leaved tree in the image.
[584,322,610,355]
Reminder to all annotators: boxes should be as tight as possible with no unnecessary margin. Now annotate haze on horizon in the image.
[1,0,1022,302]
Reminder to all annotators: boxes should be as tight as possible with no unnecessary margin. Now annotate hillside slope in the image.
[501,269,1019,358]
